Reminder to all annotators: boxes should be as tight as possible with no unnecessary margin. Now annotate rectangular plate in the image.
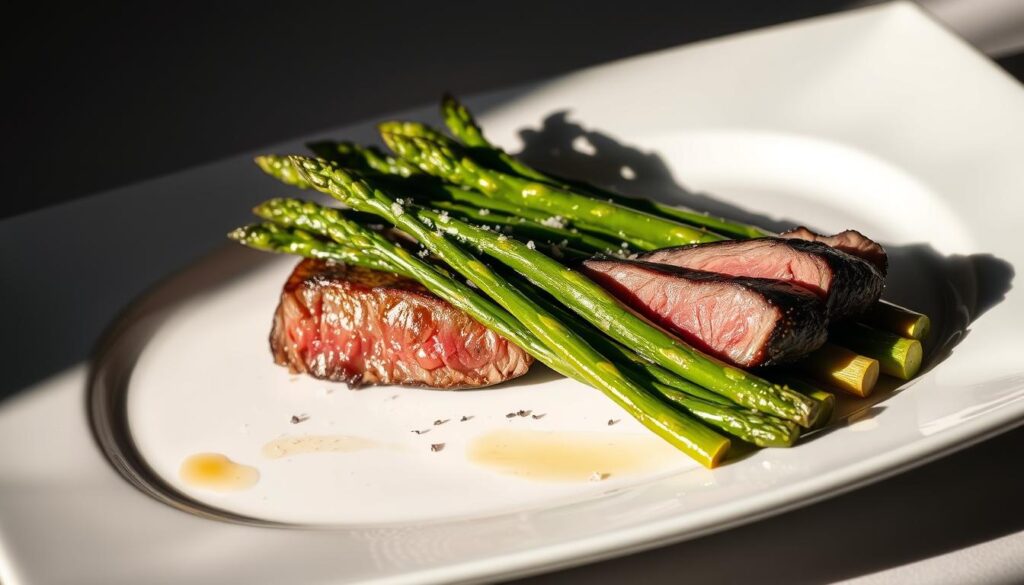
[1,3,1023,583]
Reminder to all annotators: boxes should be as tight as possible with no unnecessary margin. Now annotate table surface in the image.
[3,3,1023,583]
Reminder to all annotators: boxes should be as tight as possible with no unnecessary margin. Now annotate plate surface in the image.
[4,3,1024,584]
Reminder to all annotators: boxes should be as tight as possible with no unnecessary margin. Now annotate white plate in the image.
[3,2,1024,583]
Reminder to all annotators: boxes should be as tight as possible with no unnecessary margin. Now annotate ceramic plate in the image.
[3,3,1023,583]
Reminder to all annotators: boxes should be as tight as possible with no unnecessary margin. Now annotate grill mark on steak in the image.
[639,237,884,320]
[781,226,888,274]
[270,259,532,388]
[582,258,829,368]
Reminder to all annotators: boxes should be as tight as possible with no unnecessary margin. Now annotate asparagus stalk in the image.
[428,200,623,254]
[795,343,880,398]
[771,375,835,431]
[440,93,769,240]
[830,323,923,380]
[655,387,798,447]
[282,160,731,466]
[228,222,401,275]
[255,155,311,189]
[308,141,420,178]
[380,131,724,248]
[862,300,931,341]
[246,197,799,448]
[302,140,662,250]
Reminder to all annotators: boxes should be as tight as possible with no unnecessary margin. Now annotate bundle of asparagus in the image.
[231,95,929,468]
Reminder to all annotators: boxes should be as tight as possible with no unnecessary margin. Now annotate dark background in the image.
[6,1,1023,219]
[0,0,929,218]
[9,0,1023,220]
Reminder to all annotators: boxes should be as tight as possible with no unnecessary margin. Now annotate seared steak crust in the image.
[582,258,829,367]
[640,237,884,320]
[781,226,888,274]
[270,259,532,388]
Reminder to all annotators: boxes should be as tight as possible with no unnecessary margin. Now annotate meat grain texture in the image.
[640,237,884,320]
[270,259,532,388]
[582,258,829,368]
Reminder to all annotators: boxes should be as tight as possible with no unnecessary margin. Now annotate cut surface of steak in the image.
[781,226,888,274]
[270,259,532,388]
[582,258,828,367]
[639,237,884,320]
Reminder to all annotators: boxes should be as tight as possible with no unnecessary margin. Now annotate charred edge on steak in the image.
[638,237,884,320]
[781,226,888,274]
[581,258,829,367]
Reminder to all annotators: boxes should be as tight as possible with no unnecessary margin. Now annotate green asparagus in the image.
[289,156,819,427]
[244,197,799,448]
[440,93,770,239]
[381,131,724,248]
[281,160,732,466]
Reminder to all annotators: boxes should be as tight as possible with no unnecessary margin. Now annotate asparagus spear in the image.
[830,322,923,380]
[277,162,732,466]
[308,141,421,178]
[380,131,724,249]
[440,93,769,239]
[428,201,622,254]
[772,375,836,431]
[377,123,672,248]
[303,140,662,250]
[796,343,880,398]
[862,300,931,341]
[255,155,311,189]
[228,222,401,275]
[243,197,799,448]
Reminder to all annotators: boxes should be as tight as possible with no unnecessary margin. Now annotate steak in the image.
[639,237,884,320]
[781,226,888,274]
[582,258,829,368]
[270,258,533,388]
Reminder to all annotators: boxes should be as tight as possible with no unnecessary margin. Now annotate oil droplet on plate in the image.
[467,429,684,482]
[262,434,380,459]
[179,453,260,492]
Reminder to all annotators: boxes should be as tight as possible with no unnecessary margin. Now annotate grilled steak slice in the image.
[270,258,532,388]
[639,237,884,320]
[582,258,828,367]
[781,226,888,274]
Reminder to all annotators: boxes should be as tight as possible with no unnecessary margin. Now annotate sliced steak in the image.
[781,226,888,274]
[582,258,828,368]
[639,237,884,320]
[270,258,532,388]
